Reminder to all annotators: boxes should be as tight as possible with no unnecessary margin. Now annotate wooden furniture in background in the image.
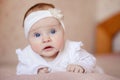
[96,12,120,55]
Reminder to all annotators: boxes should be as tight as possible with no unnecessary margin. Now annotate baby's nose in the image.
[42,35,51,43]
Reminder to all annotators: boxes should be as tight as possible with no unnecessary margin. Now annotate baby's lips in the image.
[43,46,53,50]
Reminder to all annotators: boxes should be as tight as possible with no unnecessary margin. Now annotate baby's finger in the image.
[74,66,80,73]
[38,67,49,73]
[67,65,75,72]
[42,68,49,73]
[66,65,71,72]
[78,66,85,73]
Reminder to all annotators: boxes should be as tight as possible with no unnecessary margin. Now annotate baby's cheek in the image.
[31,44,41,54]
[55,38,65,50]
[28,38,42,53]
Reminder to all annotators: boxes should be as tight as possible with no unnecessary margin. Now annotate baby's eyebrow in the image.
[30,23,61,32]
[50,23,61,27]
[30,26,42,32]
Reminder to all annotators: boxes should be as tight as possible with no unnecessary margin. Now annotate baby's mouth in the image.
[43,46,54,51]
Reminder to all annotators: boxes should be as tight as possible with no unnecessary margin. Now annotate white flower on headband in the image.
[48,8,64,20]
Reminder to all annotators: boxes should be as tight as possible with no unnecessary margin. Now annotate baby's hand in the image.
[67,64,85,73]
[37,67,49,74]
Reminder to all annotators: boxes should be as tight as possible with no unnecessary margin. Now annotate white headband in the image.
[24,8,64,38]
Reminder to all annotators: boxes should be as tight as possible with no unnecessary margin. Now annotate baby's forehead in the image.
[30,22,61,32]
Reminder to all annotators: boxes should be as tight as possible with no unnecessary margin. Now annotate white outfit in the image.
[16,40,99,75]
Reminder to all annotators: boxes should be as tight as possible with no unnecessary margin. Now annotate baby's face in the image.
[28,17,65,61]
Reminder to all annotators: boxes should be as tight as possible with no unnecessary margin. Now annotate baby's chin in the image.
[41,50,59,61]
[41,48,59,57]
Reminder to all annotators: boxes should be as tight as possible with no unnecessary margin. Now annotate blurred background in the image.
[0,0,120,78]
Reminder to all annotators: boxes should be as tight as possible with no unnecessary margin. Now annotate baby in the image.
[16,3,102,75]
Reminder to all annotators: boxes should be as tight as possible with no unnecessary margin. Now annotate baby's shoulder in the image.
[66,40,83,44]
[65,40,92,56]
[65,40,83,49]
[16,45,32,58]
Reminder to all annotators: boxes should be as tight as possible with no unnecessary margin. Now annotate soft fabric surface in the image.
[0,71,119,80]
[0,65,120,80]
[96,54,120,78]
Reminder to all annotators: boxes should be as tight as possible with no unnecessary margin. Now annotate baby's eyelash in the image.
[50,29,56,34]
[34,33,41,37]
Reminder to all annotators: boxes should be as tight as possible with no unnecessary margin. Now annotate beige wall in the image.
[0,0,97,63]
[96,0,120,22]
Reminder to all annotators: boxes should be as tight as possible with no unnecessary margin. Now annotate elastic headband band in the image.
[24,8,64,38]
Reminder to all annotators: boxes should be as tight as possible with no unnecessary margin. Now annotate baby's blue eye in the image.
[34,33,41,37]
[50,29,56,34]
